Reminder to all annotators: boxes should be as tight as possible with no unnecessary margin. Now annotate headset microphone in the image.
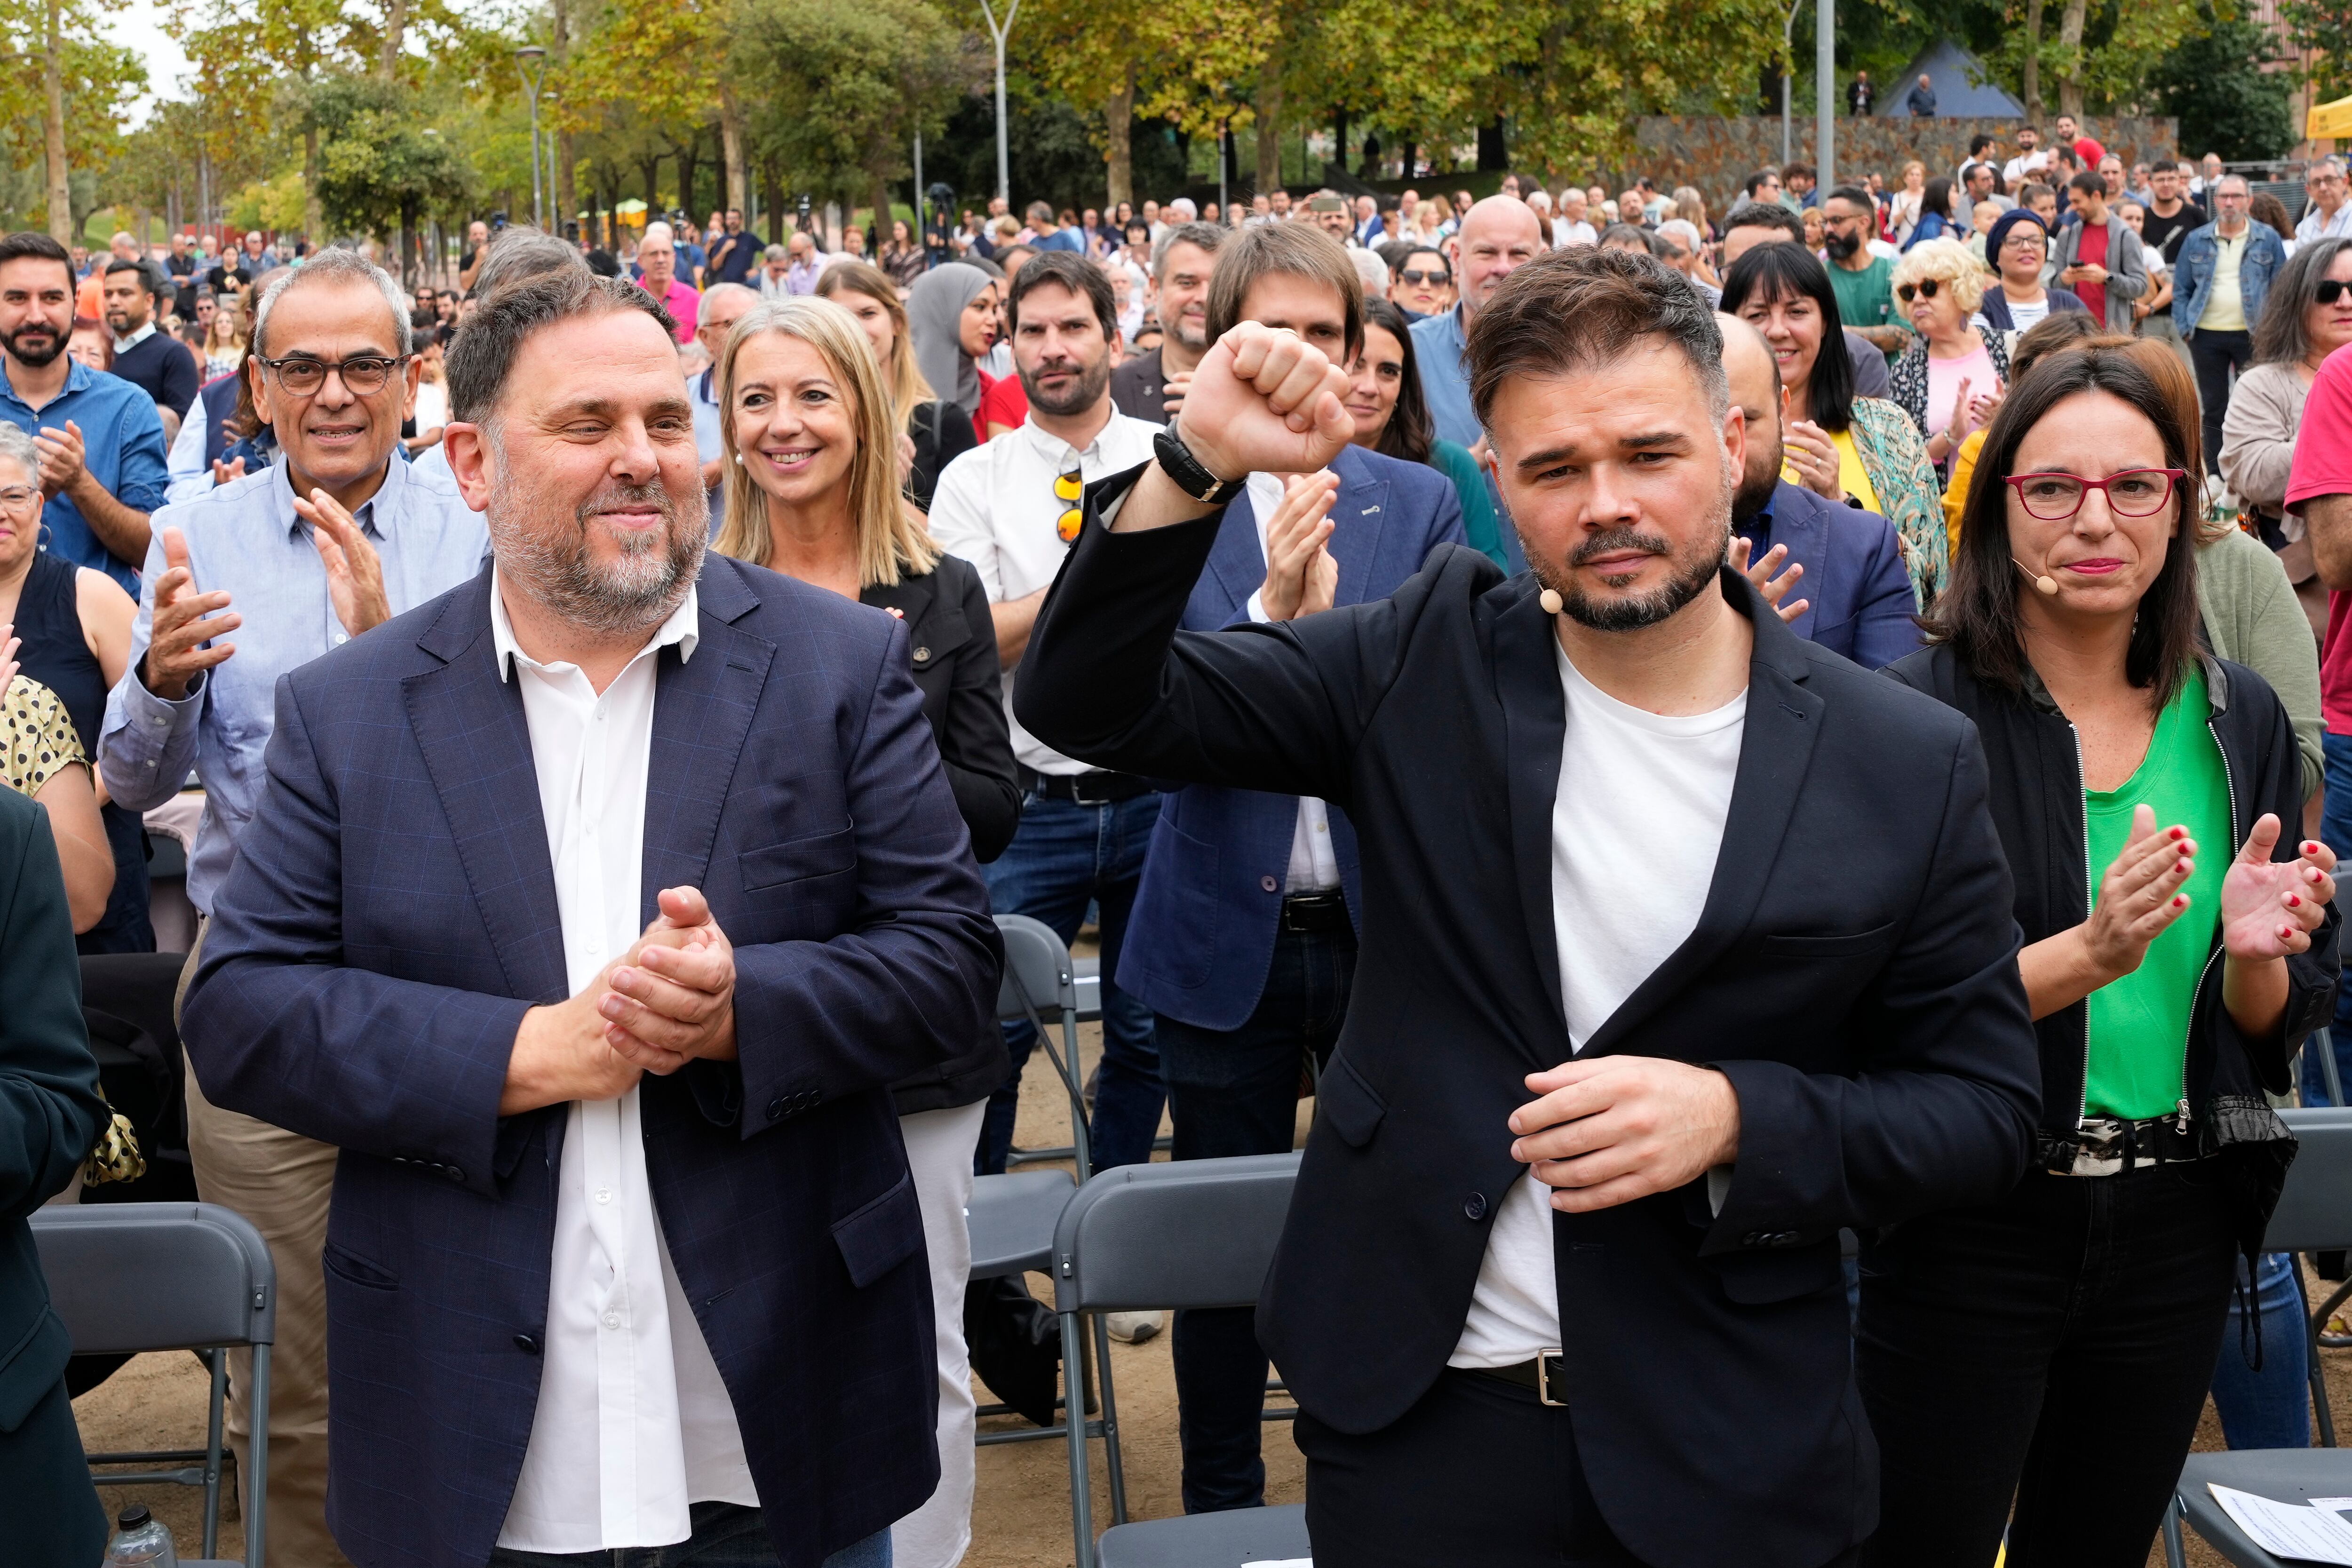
[2013,558,2058,596]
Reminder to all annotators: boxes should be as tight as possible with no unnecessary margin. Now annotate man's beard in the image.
[1825,230,1861,261]
[490,465,707,637]
[1732,432,1783,525]
[1171,310,1208,351]
[4,321,63,367]
[1020,353,1110,417]
[1536,464,1736,632]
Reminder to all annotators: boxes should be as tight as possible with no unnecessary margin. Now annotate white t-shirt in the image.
[1553,218,1599,249]
[2006,294,2051,331]
[1450,639,1745,1368]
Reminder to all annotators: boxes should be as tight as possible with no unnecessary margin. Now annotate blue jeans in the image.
[977,789,1165,1176]
[2306,732,2352,1106]
[1158,922,1357,1513]
[2210,1250,2313,1448]
[486,1503,890,1568]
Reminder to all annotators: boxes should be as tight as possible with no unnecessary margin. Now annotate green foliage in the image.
[310,77,474,234]
[2284,0,2352,104]
[2144,10,2292,159]
[728,0,970,203]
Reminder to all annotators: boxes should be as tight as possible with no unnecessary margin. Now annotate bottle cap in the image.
[117,1505,152,1529]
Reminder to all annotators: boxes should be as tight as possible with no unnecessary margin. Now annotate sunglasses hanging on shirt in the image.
[1055,469,1084,543]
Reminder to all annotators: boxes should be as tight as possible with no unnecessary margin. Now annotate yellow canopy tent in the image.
[2311,94,2352,140]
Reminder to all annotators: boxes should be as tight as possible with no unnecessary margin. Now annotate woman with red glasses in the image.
[1865,342,2341,1567]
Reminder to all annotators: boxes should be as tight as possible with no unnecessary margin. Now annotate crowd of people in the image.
[4,111,2352,1568]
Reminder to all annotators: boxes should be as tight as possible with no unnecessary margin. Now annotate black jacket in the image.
[1886,645,2338,1259]
[1016,468,2043,1568]
[1109,346,1174,426]
[907,399,976,516]
[866,550,1018,1115]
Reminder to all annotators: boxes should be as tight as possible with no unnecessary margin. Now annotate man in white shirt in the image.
[689,281,758,491]
[927,252,1170,1205]
[1554,186,1600,248]
[180,267,997,1568]
[2296,159,2352,255]
[2002,125,2050,188]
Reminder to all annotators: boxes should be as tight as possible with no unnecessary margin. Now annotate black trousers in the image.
[1157,921,1355,1513]
[1857,1162,2239,1568]
[2190,327,2256,475]
[1296,1369,1860,1567]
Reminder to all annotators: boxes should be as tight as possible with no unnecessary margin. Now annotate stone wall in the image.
[1627,115,2180,215]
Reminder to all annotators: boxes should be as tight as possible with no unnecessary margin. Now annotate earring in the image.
[733,450,744,465]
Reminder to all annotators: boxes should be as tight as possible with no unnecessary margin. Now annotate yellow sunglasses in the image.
[1055,469,1084,543]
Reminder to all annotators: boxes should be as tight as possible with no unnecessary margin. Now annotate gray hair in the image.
[446,269,675,424]
[469,226,588,302]
[0,422,40,483]
[2256,236,2352,366]
[1349,247,1390,298]
[1152,221,1226,281]
[700,281,759,314]
[253,248,411,360]
[763,243,787,262]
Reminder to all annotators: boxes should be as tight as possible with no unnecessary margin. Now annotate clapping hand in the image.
[210,455,247,488]
[1728,536,1808,624]
[1784,420,1843,501]
[33,419,87,501]
[1172,322,1356,488]
[1259,471,1340,621]
[599,886,739,1070]
[2080,804,2200,981]
[294,487,390,637]
[1510,1056,1742,1213]
[2221,815,2336,961]
[142,527,238,700]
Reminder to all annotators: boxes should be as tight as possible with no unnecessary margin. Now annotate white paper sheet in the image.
[2209,1483,2352,1564]
[2313,1498,2352,1513]
[1239,1560,1312,1567]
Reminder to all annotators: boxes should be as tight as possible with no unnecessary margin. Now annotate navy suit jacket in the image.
[1119,444,1463,1030]
[1740,481,1922,670]
[180,554,1002,1568]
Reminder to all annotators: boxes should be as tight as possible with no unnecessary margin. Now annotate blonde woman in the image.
[711,294,1015,1568]
[1889,237,2011,470]
[1889,160,1929,247]
[201,296,246,379]
[816,259,977,512]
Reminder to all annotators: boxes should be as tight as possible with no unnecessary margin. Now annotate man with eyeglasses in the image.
[98,247,489,1568]
[1820,186,1909,356]
[0,232,167,597]
[2177,174,2286,474]
[2296,159,2352,256]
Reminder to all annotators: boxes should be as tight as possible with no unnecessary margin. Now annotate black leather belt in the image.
[1466,1352,1567,1407]
[1279,892,1351,933]
[1021,767,1155,805]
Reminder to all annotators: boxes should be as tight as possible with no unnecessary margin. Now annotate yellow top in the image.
[1944,427,1988,555]
[2203,231,2249,333]
[1,676,83,799]
[1781,427,1882,515]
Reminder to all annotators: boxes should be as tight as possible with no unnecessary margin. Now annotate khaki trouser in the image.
[178,922,351,1568]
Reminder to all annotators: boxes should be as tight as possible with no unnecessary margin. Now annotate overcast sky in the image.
[103,9,193,124]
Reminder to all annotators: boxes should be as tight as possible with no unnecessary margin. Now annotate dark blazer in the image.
[907,399,976,515]
[180,554,1003,1568]
[865,551,1019,1115]
[1015,470,2042,1568]
[1120,445,1464,1030]
[1741,480,1921,669]
[0,789,108,1568]
[1110,345,1174,425]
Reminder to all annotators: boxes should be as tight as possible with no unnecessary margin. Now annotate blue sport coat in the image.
[1119,444,1464,1031]
[180,554,1002,1568]
[1741,480,1922,670]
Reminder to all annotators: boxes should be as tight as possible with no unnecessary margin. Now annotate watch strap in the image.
[1154,420,1248,505]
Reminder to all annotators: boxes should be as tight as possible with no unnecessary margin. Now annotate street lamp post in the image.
[515,45,548,229]
[1817,0,1835,196]
[975,0,1021,206]
[545,90,562,232]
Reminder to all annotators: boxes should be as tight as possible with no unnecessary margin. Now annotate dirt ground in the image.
[64,1019,2313,1567]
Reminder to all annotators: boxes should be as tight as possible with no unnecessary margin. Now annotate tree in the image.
[2146,9,2293,160]
[2284,0,2352,104]
[310,77,472,278]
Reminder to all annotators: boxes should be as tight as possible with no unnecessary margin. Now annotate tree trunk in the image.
[551,0,576,227]
[719,90,748,214]
[378,0,409,80]
[1105,65,1135,207]
[642,153,662,213]
[303,126,323,242]
[2056,0,2085,119]
[1478,117,1508,172]
[1255,56,1281,195]
[399,203,416,288]
[1332,107,1349,176]
[765,161,784,244]
[42,0,69,243]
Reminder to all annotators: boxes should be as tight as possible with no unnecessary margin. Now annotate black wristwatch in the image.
[1154,419,1248,505]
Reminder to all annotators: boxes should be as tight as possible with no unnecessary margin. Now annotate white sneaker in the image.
[1106,1310,1164,1344]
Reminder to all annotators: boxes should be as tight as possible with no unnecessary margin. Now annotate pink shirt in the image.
[1924,338,1998,440]
[2288,347,2352,732]
[636,277,700,343]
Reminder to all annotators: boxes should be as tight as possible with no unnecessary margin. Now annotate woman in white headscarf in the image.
[905,262,1000,422]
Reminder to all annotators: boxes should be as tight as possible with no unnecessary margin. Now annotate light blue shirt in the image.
[99,451,492,915]
[1409,304,1480,450]
[692,365,724,465]
[0,358,169,594]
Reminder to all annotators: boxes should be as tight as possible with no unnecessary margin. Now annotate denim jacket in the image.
[2175,221,2287,337]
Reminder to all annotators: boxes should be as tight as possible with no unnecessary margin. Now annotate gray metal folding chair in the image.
[2164,1106,2352,1567]
[1053,1153,1310,1568]
[996,913,1094,1176]
[32,1201,275,1568]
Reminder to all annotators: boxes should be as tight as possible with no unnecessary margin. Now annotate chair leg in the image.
[202,1347,227,1559]
[1094,1310,1128,1525]
[247,1345,270,1568]
[2162,1496,2189,1568]
[2321,1027,2345,1108]
[1063,1014,1091,1183]
[1063,1312,1093,1568]
[2308,1264,2350,1448]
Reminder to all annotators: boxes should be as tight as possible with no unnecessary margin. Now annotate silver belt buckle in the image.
[1536,1348,1566,1408]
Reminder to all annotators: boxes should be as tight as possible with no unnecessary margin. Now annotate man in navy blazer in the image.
[1722,315,1921,668]
[180,271,1001,1568]
[1122,223,1467,1512]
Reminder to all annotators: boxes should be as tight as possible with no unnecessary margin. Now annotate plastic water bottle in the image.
[104,1504,178,1567]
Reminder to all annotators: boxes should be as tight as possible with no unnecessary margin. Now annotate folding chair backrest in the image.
[1053,1154,1301,1314]
[996,913,1079,1024]
[31,1202,276,1353]
[2265,1108,2352,1254]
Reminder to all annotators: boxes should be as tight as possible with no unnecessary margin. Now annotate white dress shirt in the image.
[489,573,759,1551]
[927,408,1161,774]
[2293,200,2352,256]
[1240,470,1341,892]
[1451,643,1744,1368]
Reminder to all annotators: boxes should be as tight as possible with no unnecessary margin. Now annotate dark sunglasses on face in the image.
[2319,280,2352,305]
[1397,268,1451,287]
[1896,279,1941,302]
